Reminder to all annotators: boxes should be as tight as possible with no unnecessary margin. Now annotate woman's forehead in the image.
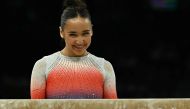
[64,17,92,31]
[67,17,91,24]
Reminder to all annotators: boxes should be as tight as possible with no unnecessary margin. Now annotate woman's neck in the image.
[61,48,88,57]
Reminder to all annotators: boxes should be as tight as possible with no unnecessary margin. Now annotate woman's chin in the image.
[73,51,86,57]
[72,47,87,56]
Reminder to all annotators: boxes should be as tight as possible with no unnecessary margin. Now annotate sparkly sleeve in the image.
[30,58,46,99]
[103,60,118,99]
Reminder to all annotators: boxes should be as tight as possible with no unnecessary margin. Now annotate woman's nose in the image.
[76,38,84,44]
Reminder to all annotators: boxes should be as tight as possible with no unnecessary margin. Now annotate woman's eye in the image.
[83,32,90,36]
[69,34,77,37]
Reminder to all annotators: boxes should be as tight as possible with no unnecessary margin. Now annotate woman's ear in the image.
[91,24,93,36]
[59,26,64,39]
[90,29,93,36]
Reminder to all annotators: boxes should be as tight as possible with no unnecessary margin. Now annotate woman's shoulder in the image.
[91,54,114,74]
[34,51,60,66]
[43,51,59,60]
[90,53,110,61]
[89,53,113,67]
[89,53,115,77]
[32,51,61,76]
[89,53,104,62]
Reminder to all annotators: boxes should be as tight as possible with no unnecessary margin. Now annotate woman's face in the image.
[60,17,93,57]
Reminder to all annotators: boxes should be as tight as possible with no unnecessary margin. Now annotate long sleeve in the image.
[103,60,118,99]
[30,58,46,99]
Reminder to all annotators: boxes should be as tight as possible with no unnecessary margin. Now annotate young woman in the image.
[30,0,117,99]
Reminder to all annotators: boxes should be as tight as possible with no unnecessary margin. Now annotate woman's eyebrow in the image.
[83,30,90,32]
[68,31,77,34]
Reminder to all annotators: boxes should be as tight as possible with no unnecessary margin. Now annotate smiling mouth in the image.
[73,45,85,50]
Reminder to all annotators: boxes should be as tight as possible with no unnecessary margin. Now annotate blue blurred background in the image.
[1,0,190,98]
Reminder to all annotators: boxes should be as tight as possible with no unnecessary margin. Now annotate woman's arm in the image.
[30,58,46,99]
[103,60,118,99]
